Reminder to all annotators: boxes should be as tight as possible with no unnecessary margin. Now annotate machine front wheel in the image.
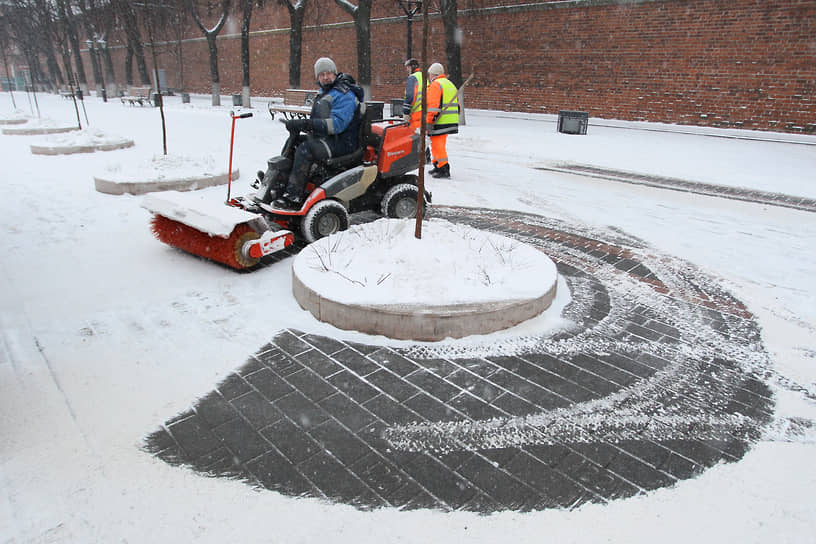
[301,199,350,243]
[381,183,423,219]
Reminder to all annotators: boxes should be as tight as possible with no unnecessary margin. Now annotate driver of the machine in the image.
[269,57,366,209]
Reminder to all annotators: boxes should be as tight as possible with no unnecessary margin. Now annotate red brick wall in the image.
[107,0,815,133]
[454,0,815,132]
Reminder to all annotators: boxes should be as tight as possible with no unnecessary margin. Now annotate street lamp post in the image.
[398,0,422,60]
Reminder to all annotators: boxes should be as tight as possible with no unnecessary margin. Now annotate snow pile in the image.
[293,218,558,305]
[7,116,74,129]
[102,152,225,182]
[33,126,131,147]
[0,108,30,122]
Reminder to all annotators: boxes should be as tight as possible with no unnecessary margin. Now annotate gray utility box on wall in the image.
[558,110,589,135]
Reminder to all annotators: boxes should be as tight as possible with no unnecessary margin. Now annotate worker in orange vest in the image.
[425,63,459,179]
[402,58,424,131]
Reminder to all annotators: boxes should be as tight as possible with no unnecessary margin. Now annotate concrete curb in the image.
[31,139,135,155]
[292,266,558,341]
[1,125,79,136]
[94,169,238,195]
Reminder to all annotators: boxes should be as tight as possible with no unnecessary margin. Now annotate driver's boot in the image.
[255,158,292,203]
[274,158,310,209]
[256,170,280,203]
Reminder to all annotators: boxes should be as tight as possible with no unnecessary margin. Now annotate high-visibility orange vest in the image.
[426,74,459,135]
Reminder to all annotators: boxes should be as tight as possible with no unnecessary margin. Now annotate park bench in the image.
[121,85,154,106]
[267,88,317,119]
[58,87,74,99]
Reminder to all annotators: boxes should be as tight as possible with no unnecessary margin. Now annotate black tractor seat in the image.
[317,101,378,173]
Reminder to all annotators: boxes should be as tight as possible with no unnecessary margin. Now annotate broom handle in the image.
[226,111,253,203]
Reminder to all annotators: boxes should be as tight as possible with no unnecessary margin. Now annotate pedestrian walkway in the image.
[144,206,776,512]
[536,162,816,213]
[465,109,816,207]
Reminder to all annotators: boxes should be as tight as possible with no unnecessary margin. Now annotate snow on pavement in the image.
[1,92,815,543]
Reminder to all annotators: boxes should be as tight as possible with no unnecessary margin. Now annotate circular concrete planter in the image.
[94,169,238,195]
[2,125,79,135]
[292,262,558,342]
[31,139,134,155]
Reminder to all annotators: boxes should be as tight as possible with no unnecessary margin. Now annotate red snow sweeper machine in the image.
[142,105,430,270]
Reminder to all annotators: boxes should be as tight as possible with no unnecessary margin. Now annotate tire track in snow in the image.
[383,207,778,454]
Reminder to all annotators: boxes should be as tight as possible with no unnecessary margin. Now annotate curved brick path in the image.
[145,206,774,512]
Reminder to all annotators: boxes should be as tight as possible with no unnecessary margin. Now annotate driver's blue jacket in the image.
[310,73,365,156]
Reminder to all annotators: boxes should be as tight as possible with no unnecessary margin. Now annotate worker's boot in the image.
[431,163,450,179]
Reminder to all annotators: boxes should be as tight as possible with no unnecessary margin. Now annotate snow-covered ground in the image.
[1,91,815,543]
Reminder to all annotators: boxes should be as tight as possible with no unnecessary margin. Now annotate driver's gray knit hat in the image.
[314,57,337,78]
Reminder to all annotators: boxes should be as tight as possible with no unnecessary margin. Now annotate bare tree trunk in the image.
[280,0,308,89]
[125,46,134,86]
[37,36,63,90]
[439,0,462,88]
[334,0,372,98]
[36,0,67,88]
[415,0,429,240]
[206,35,221,106]
[101,43,118,97]
[177,40,185,92]
[60,46,73,86]
[76,0,103,94]
[57,0,89,92]
[143,11,169,155]
[114,0,151,85]
[0,45,17,108]
[93,0,120,96]
[240,0,253,107]
[26,55,48,92]
[186,0,231,106]
[88,45,104,94]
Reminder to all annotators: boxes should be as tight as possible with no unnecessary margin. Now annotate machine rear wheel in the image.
[381,183,422,219]
[301,200,350,243]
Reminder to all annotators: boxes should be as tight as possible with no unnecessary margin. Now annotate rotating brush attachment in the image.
[150,214,260,270]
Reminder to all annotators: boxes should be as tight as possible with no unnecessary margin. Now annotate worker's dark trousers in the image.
[284,137,331,202]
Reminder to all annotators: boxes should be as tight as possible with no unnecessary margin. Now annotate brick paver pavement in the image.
[145,206,775,513]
